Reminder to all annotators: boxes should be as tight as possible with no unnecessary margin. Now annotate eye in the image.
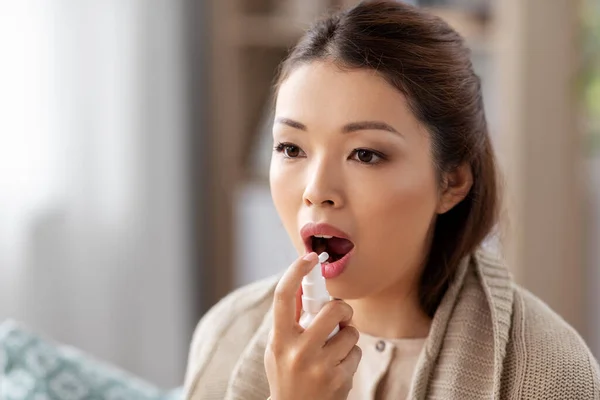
[274,142,305,159]
[350,149,385,165]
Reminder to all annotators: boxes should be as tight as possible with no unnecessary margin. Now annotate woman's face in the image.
[270,61,441,300]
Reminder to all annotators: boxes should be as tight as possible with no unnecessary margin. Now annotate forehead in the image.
[275,61,415,127]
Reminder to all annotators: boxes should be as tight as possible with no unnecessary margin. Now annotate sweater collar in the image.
[225,250,514,400]
[408,250,514,399]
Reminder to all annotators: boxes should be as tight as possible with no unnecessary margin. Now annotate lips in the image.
[300,222,355,279]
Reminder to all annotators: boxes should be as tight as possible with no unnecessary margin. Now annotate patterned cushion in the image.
[0,320,183,400]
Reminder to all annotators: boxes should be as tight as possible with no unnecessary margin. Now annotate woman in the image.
[183,1,600,399]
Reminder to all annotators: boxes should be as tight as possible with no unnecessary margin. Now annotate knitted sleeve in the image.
[502,289,600,399]
[183,275,279,400]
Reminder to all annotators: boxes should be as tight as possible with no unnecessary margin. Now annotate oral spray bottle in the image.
[299,252,340,340]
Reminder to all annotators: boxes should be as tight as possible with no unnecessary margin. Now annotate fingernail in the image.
[303,252,317,262]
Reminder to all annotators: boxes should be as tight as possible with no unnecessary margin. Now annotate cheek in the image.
[270,162,303,248]
[270,163,292,217]
[356,165,438,252]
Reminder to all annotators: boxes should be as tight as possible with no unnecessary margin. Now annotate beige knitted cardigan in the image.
[183,250,600,399]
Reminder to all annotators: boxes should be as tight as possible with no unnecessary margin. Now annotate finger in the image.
[295,285,303,323]
[339,345,362,373]
[339,316,352,329]
[323,325,360,363]
[303,299,353,344]
[273,252,319,333]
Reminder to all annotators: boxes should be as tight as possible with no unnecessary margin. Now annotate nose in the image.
[302,160,344,208]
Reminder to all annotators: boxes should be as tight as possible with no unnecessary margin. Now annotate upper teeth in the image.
[314,235,333,239]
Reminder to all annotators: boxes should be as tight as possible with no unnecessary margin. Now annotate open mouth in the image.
[310,235,355,262]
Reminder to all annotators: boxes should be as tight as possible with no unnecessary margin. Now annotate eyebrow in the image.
[275,117,402,137]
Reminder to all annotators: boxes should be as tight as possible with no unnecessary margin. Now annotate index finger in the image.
[273,252,319,333]
[295,285,303,323]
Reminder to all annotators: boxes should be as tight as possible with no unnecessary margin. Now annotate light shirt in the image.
[347,331,427,400]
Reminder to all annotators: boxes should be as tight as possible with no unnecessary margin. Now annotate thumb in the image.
[295,285,303,323]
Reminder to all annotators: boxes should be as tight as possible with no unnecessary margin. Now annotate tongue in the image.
[327,237,354,255]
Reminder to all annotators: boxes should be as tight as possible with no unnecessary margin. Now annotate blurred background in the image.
[0,0,598,389]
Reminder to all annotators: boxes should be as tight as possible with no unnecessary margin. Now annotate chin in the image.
[324,273,372,300]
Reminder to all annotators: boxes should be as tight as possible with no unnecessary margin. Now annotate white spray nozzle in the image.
[318,252,329,263]
[305,252,329,283]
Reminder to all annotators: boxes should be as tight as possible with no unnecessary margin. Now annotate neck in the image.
[345,281,431,339]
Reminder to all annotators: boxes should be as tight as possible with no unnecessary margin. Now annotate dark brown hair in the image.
[274,0,499,316]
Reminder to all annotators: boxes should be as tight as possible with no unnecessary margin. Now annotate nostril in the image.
[303,199,334,207]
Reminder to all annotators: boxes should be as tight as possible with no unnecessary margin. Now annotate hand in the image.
[264,252,362,400]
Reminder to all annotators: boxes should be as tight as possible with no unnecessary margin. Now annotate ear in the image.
[436,163,473,214]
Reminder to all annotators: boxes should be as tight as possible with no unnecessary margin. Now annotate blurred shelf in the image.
[425,7,491,53]
[240,0,280,15]
[235,14,308,48]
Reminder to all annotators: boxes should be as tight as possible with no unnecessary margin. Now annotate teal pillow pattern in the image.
[0,320,183,400]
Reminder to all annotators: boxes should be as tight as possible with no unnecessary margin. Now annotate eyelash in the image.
[273,142,387,165]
